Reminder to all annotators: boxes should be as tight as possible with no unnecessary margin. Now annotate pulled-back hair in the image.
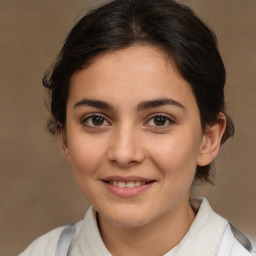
[43,0,234,183]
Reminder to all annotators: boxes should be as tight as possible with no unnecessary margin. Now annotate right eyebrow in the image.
[73,98,114,110]
[136,98,186,112]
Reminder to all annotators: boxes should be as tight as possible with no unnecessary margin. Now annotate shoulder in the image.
[232,239,255,256]
[217,224,255,256]
[19,225,69,256]
[190,198,255,256]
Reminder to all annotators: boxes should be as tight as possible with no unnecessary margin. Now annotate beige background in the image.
[0,0,255,255]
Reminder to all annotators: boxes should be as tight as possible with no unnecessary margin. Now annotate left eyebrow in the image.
[136,98,186,111]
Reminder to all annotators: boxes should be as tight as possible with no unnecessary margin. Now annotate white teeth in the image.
[118,181,126,188]
[126,181,135,188]
[109,181,148,188]
[135,181,141,187]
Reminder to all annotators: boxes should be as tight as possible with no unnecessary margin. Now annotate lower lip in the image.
[103,182,154,198]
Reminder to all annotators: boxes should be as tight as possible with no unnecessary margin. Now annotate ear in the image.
[60,128,71,162]
[197,113,226,166]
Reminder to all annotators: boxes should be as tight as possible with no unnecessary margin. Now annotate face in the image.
[63,45,209,227]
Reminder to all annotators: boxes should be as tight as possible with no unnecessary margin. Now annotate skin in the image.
[62,45,226,256]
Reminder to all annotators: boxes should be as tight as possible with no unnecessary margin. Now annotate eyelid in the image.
[81,113,111,127]
[144,113,175,128]
[82,112,106,119]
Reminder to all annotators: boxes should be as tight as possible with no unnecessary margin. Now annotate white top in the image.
[19,198,255,256]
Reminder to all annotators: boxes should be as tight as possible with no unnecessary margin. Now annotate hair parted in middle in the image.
[43,0,234,183]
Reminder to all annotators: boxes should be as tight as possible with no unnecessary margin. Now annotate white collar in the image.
[164,197,228,256]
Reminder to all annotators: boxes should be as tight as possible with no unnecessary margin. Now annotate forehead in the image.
[79,45,179,81]
[69,45,197,111]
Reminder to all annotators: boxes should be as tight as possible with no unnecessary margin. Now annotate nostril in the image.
[107,142,145,167]
[109,158,140,168]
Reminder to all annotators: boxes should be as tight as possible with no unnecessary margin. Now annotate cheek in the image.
[150,137,198,202]
[68,137,108,202]
[149,131,201,177]
[69,136,107,177]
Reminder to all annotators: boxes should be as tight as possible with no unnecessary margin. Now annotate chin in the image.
[110,215,150,227]
[100,207,152,228]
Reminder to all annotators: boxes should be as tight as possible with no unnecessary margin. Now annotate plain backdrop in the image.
[0,0,255,255]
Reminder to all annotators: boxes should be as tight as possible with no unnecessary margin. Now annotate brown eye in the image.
[146,114,174,128]
[83,114,109,127]
[153,116,167,126]
[92,116,104,126]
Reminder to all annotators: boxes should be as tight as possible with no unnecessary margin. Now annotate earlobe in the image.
[60,129,71,162]
[197,113,226,166]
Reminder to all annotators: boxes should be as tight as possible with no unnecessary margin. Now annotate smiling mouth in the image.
[103,180,154,188]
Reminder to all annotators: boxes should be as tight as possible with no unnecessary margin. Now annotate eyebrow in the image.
[136,98,185,111]
[73,99,114,110]
[73,98,185,111]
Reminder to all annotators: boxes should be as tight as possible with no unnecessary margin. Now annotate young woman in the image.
[20,0,255,255]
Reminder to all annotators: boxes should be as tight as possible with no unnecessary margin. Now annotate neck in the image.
[97,198,196,256]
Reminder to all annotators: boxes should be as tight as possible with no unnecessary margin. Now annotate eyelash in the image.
[145,113,175,129]
[81,113,175,129]
[82,113,111,128]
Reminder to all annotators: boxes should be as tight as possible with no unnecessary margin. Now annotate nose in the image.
[107,124,145,168]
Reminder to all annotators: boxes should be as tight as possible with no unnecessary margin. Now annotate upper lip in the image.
[101,176,154,183]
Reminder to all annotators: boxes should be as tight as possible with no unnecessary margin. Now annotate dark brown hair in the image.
[43,0,234,183]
